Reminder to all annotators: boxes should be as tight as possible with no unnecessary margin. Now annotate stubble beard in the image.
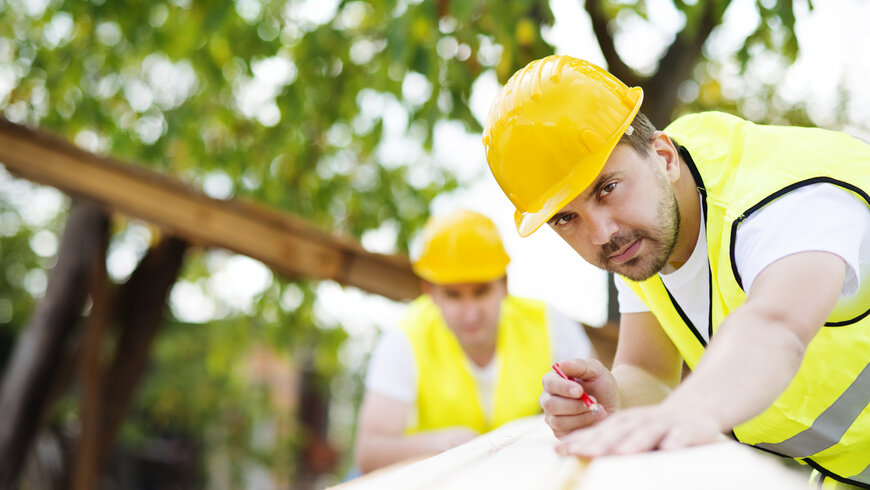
[599,182,681,282]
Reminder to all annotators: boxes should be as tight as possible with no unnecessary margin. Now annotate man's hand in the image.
[422,427,479,452]
[540,358,618,438]
[554,401,725,457]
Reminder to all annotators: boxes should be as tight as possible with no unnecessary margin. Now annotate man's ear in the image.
[421,280,432,295]
[651,131,680,181]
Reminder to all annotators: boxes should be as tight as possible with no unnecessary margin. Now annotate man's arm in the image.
[541,310,683,437]
[354,391,477,473]
[612,311,684,406]
[555,251,845,456]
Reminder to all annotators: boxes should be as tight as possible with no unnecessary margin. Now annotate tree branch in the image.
[584,0,639,86]
[643,2,724,126]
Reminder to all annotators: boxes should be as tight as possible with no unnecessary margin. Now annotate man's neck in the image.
[465,343,496,368]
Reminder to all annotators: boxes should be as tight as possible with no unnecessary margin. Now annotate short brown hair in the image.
[618,111,657,155]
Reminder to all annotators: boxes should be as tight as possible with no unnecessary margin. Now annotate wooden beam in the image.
[0,118,420,301]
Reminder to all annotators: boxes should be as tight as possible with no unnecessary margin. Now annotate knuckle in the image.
[539,394,553,411]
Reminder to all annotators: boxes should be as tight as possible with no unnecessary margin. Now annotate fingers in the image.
[450,430,478,447]
[541,387,607,438]
[539,386,596,415]
[556,358,606,382]
[542,371,587,399]
[556,413,664,457]
[545,410,607,439]
[435,427,479,451]
[553,407,725,457]
[542,363,613,438]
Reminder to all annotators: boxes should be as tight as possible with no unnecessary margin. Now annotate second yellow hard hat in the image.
[482,55,643,236]
[412,210,510,285]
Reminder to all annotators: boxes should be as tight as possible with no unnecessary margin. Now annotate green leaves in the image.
[0,0,561,483]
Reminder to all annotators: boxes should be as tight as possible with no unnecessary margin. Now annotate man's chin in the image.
[458,331,495,348]
[610,259,662,282]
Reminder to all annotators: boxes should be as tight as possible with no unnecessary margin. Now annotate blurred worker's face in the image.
[547,135,680,281]
[426,278,507,350]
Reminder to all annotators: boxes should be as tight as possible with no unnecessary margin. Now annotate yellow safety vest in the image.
[400,295,552,434]
[624,112,870,486]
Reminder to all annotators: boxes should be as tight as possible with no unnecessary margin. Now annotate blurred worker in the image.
[353,209,596,473]
[482,55,870,488]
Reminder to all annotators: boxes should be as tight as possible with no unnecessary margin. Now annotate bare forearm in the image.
[612,363,675,408]
[355,428,476,473]
[553,253,842,457]
[608,311,683,411]
[355,434,432,473]
[664,306,807,431]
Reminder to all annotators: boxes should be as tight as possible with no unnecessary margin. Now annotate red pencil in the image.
[552,362,600,413]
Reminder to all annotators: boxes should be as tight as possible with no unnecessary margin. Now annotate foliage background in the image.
[1,0,868,487]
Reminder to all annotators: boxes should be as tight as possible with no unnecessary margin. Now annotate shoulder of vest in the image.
[665,111,746,133]
[503,295,546,309]
[399,295,439,331]
[502,296,549,320]
[620,275,659,298]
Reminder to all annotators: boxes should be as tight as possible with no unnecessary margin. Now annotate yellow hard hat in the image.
[412,210,510,284]
[482,55,643,236]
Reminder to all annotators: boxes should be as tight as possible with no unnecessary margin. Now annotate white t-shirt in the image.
[616,183,870,342]
[364,304,594,420]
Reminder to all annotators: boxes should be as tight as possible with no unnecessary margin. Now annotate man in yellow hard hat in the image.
[483,55,870,488]
[353,209,596,473]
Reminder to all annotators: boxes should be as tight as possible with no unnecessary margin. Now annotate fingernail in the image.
[570,388,581,398]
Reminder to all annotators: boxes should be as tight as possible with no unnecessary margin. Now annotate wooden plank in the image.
[331,415,808,489]
[0,118,420,301]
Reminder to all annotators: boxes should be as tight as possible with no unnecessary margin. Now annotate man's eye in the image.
[556,215,574,226]
[600,182,617,197]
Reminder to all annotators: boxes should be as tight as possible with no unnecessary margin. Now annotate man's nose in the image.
[459,300,482,322]
[586,211,617,246]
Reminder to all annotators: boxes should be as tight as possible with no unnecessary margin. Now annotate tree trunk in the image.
[0,200,108,489]
[96,236,188,470]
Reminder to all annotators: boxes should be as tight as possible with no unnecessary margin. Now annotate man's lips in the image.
[609,239,642,264]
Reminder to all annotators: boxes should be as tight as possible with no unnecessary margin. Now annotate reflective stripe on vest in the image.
[754,363,870,457]
[625,112,870,486]
[400,295,552,434]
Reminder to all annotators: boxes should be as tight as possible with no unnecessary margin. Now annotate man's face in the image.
[547,143,680,281]
[427,278,507,350]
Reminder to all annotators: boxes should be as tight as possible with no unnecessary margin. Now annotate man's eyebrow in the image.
[587,171,616,196]
[547,171,618,226]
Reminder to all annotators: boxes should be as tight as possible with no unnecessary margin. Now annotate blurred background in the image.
[1,0,869,488]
